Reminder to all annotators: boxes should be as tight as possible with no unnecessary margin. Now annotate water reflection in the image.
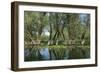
[40,48,50,60]
[24,46,90,61]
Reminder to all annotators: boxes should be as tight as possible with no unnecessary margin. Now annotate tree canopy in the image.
[24,11,90,46]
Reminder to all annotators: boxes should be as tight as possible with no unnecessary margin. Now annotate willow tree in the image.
[24,11,47,45]
[66,13,90,45]
[24,11,35,44]
[47,12,54,45]
[66,13,81,44]
[80,14,90,45]
[46,12,69,45]
[47,13,67,45]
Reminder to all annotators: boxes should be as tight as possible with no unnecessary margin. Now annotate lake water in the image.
[24,46,90,61]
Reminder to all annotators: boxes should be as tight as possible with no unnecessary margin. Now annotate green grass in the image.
[25,45,90,49]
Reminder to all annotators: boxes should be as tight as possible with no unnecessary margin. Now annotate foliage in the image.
[24,11,90,61]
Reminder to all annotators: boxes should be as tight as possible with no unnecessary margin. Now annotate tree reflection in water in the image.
[24,46,90,61]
